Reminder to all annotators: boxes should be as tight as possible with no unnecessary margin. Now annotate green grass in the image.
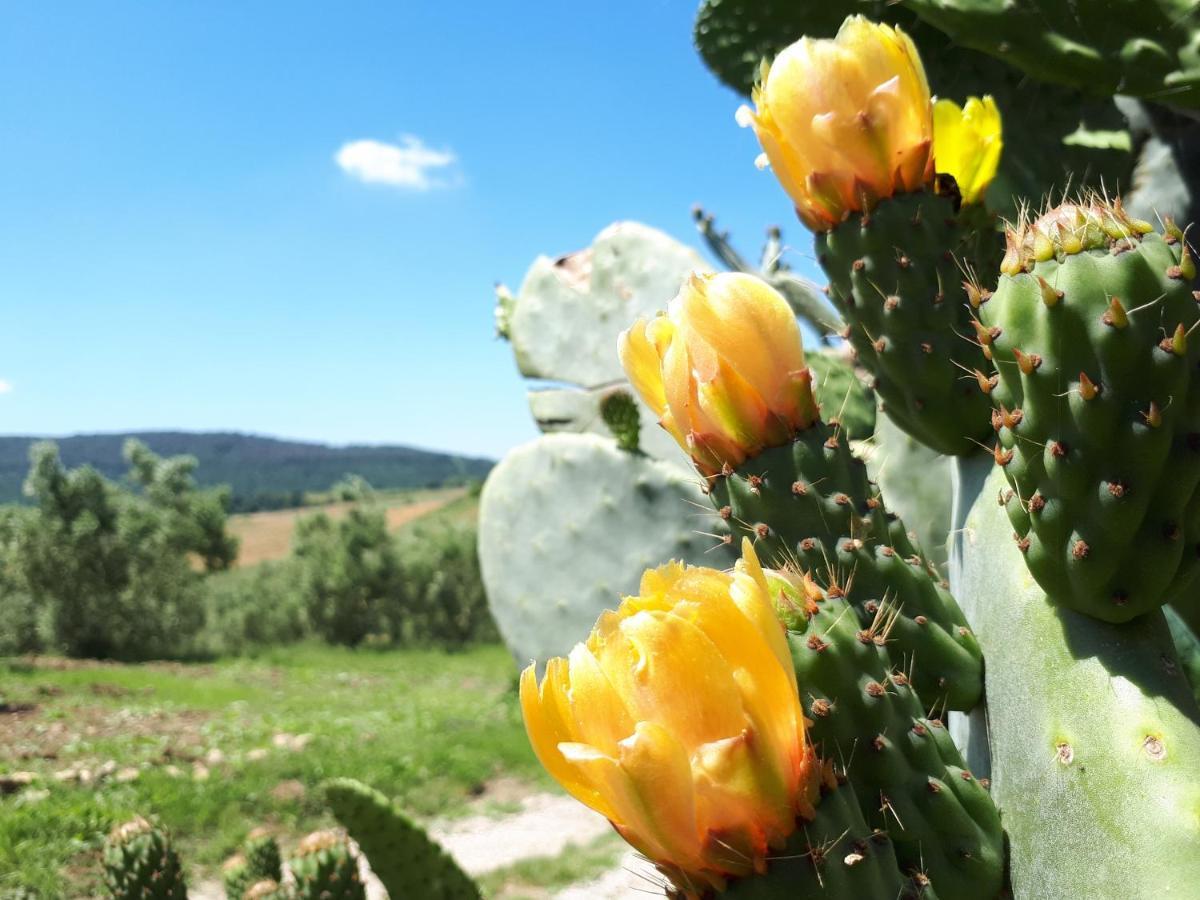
[0,643,543,897]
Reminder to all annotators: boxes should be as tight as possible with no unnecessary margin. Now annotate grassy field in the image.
[226,486,466,566]
[0,643,545,897]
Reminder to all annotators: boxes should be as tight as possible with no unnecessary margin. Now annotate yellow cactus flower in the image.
[519,540,820,896]
[933,96,1003,205]
[737,15,933,231]
[618,272,819,476]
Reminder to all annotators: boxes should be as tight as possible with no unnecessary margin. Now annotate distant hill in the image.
[0,432,493,508]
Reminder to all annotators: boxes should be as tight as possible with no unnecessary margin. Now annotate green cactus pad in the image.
[323,778,481,900]
[982,208,1200,621]
[955,457,1200,897]
[288,830,365,900]
[721,781,913,899]
[102,816,188,900]
[783,588,1003,899]
[708,424,982,711]
[506,221,707,387]
[479,433,734,669]
[807,349,877,442]
[817,192,1001,456]
[906,0,1200,110]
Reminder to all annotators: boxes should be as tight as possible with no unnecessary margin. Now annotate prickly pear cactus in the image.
[709,419,982,711]
[323,778,481,900]
[955,458,1200,897]
[243,828,282,884]
[480,433,734,668]
[818,191,1001,455]
[500,221,710,465]
[779,578,1003,899]
[906,0,1200,109]
[222,853,253,900]
[982,200,1200,622]
[721,780,914,898]
[102,816,188,900]
[694,0,1134,216]
[288,831,365,900]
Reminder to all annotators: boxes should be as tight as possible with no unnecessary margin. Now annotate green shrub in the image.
[200,560,308,655]
[294,507,402,647]
[1,441,238,660]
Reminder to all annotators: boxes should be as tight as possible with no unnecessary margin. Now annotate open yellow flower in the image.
[933,96,1003,205]
[519,540,820,896]
[618,272,819,476]
[738,15,933,231]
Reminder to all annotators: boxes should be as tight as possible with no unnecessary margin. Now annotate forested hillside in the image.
[0,432,492,507]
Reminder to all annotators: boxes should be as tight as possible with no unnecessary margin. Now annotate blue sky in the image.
[0,2,820,459]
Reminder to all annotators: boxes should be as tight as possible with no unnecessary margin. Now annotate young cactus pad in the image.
[102,816,188,900]
[818,191,1002,455]
[708,421,983,712]
[982,200,1200,621]
[719,780,914,899]
[323,778,481,900]
[779,575,1003,898]
[288,830,365,900]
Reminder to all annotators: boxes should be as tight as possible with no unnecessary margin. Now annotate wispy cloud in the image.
[335,135,460,190]
[0,380,13,395]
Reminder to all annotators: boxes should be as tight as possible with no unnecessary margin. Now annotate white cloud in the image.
[0,380,12,394]
[335,135,460,190]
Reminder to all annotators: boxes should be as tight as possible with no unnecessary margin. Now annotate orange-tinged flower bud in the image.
[933,96,1003,205]
[519,540,820,896]
[618,272,819,476]
[738,16,933,231]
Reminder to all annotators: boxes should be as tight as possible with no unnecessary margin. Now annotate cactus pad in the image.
[907,0,1200,110]
[506,221,708,387]
[721,780,912,898]
[102,816,188,900]
[818,192,1001,455]
[479,433,733,668]
[323,778,481,900]
[783,585,1004,899]
[288,830,365,900]
[982,201,1200,621]
[709,422,982,711]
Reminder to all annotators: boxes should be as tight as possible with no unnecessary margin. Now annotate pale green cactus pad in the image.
[479,433,735,669]
[506,221,709,388]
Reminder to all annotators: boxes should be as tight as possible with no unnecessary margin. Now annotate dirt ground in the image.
[227,489,465,566]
